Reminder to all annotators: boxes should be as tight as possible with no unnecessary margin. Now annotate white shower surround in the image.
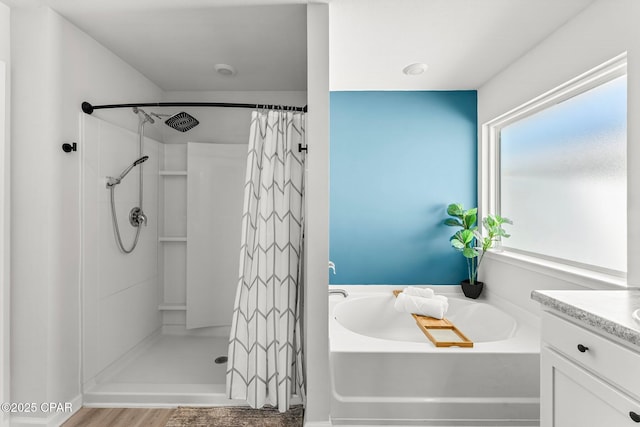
[329,285,540,426]
[81,115,161,388]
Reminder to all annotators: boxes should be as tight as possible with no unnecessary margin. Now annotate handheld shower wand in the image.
[107,108,153,254]
[106,155,149,188]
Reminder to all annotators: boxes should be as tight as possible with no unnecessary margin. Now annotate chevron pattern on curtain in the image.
[226,110,306,412]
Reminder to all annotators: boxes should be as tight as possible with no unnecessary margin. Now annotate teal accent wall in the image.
[330,91,477,284]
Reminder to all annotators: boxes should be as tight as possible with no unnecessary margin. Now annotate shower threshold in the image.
[83,383,242,407]
[83,334,245,407]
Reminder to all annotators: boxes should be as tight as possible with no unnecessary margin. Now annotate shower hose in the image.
[109,185,142,254]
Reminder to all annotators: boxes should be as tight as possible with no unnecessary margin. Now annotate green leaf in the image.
[447,203,463,217]
[463,247,479,258]
[444,218,463,227]
[451,239,465,249]
[482,237,492,251]
[484,216,496,228]
[460,229,475,245]
[464,213,477,229]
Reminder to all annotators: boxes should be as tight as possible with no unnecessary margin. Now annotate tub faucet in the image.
[329,288,348,298]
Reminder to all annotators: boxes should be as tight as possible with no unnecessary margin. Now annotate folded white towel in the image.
[394,292,448,319]
[402,286,435,298]
[402,287,449,306]
[431,295,449,306]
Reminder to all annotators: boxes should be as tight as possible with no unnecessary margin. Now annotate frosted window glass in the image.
[500,76,627,272]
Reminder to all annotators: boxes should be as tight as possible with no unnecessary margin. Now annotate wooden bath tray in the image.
[393,290,473,348]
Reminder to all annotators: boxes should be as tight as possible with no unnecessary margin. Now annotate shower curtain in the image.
[227,110,306,412]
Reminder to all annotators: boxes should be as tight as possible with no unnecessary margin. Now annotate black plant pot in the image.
[461,279,484,299]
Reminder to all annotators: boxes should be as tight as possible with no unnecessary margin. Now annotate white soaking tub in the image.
[329,285,540,426]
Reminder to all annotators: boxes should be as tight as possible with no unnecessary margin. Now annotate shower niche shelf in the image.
[159,170,187,176]
[159,236,187,242]
[158,145,189,332]
[158,303,187,311]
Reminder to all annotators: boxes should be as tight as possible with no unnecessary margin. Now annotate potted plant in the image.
[444,203,512,299]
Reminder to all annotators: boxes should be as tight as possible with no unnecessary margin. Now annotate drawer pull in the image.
[577,344,589,353]
[630,411,640,422]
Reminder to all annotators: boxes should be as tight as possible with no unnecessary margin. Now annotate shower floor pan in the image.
[83,334,246,407]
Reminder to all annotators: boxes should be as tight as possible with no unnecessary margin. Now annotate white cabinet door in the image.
[541,346,640,427]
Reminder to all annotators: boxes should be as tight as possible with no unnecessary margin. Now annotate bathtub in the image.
[329,285,540,426]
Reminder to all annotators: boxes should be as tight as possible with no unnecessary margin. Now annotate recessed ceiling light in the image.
[214,64,236,76]
[403,63,428,76]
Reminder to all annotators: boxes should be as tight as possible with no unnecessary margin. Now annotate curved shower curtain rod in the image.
[81,101,308,114]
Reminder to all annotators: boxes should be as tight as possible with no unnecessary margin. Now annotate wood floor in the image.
[62,408,176,427]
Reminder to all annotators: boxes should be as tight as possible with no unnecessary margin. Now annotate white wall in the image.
[10,5,162,425]
[81,115,160,386]
[0,3,8,62]
[304,3,331,426]
[477,0,640,316]
[0,4,10,426]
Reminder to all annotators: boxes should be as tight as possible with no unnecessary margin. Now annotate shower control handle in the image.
[630,411,640,422]
[577,344,589,353]
[129,207,147,227]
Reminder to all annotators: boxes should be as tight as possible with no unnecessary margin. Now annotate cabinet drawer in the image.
[542,311,640,399]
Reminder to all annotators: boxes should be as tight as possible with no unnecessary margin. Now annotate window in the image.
[482,55,627,275]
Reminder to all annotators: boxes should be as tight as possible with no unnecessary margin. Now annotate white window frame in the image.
[479,53,628,289]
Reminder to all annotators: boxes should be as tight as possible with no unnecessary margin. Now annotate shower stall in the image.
[79,99,306,407]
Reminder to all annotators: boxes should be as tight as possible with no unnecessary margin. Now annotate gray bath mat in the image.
[165,405,303,427]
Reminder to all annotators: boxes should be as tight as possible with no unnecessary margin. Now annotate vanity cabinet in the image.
[540,311,640,426]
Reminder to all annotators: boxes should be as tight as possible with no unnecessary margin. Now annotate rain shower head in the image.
[165,112,199,132]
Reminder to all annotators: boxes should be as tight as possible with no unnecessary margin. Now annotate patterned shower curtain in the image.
[226,110,306,412]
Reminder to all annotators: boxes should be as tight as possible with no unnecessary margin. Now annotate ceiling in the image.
[330,0,596,90]
[42,0,309,91]
[31,0,597,92]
